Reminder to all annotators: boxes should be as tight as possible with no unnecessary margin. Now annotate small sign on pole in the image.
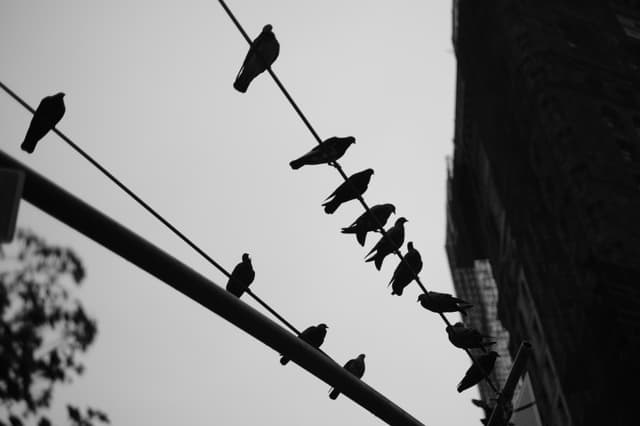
[0,168,25,243]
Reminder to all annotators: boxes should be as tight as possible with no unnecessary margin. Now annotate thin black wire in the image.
[217,0,500,395]
[0,80,301,337]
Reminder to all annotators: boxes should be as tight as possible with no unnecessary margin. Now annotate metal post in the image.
[0,168,25,242]
[487,341,532,426]
[0,150,424,426]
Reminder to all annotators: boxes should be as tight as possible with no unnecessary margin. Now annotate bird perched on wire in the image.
[446,323,495,351]
[289,136,355,170]
[417,291,473,316]
[341,203,396,246]
[233,24,279,93]
[329,354,366,400]
[21,92,65,153]
[457,351,499,393]
[389,242,422,296]
[322,169,374,214]
[365,217,408,270]
[280,323,328,366]
[226,253,255,298]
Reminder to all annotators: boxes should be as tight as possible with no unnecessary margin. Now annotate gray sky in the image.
[0,1,483,424]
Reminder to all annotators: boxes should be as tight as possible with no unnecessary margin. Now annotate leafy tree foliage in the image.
[0,230,108,425]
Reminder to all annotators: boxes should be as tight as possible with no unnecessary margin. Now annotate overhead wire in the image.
[0,80,302,337]
[216,0,500,395]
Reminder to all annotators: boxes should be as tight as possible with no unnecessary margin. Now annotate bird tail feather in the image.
[364,253,383,270]
[21,138,36,154]
[233,68,253,93]
[289,158,304,170]
[341,227,367,246]
[374,255,383,271]
[323,199,339,214]
[329,389,340,400]
[280,357,290,366]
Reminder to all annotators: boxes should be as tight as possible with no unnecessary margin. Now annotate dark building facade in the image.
[447,1,640,425]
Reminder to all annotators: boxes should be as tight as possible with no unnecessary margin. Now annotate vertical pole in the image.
[0,168,25,242]
[487,341,532,426]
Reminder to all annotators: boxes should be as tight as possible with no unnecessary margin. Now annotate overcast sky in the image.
[0,1,484,424]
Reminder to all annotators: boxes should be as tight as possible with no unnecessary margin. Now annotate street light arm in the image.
[0,150,424,426]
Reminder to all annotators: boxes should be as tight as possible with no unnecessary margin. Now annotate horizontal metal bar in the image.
[0,150,424,426]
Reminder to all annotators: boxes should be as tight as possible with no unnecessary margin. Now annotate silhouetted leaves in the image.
[0,229,108,425]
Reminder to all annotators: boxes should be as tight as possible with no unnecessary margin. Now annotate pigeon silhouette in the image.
[341,203,396,246]
[289,136,355,170]
[457,351,499,393]
[322,169,374,214]
[365,217,408,270]
[280,323,328,365]
[329,354,366,400]
[417,291,473,316]
[226,253,255,297]
[446,323,495,351]
[389,242,422,296]
[21,92,65,153]
[234,24,279,93]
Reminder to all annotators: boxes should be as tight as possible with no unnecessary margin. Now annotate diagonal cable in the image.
[217,0,500,395]
[0,79,302,337]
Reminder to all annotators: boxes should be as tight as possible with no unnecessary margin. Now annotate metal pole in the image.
[0,150,424,426]
[0,168,24,242]
[487,341,532,426]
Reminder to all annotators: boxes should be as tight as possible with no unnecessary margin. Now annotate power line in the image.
[0,149,424,426]
[0,80,301,337]
[216,0,501,395]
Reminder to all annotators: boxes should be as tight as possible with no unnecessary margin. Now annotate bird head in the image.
[242,253,251,263]
[387,204,396,214]
[364,168,374,176]
[55,92,65,98]
[345,136,356,145]
[396,217,408,225]
[358,354,366,360]
[317,323,328,329]
[263,24,273,32]
[417,294,426,302]
[407,241,414,250]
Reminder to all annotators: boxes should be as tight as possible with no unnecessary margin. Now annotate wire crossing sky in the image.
[215,0,500,394]
[0,1,483,425]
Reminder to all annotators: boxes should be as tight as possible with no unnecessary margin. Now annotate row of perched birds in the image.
[17,22,499,400]
[228,24,501,397]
